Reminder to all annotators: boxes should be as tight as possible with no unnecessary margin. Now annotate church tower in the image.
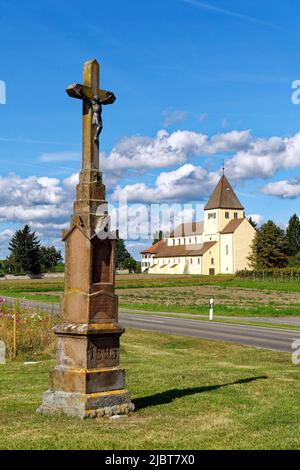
[203,173,244,241]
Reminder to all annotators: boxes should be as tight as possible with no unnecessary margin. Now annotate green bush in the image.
[288,252,300,268]
[236,268,300,281]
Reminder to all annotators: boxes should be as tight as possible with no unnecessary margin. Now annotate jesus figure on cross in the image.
[70,84,115,143]
[81,90,115,143]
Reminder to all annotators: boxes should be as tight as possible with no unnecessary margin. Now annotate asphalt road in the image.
[2,296,299,353]
[119,312,300,353]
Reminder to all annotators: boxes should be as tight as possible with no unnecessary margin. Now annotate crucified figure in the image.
[79,90,115,143]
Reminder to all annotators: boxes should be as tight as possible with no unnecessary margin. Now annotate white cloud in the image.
[30,221,69,234]
[112,164,220,203]
[103,129,252,176]
[207,129,251,154]
[0,173,72,224]
[227,133,300,180]
[0,205,69,222]
[3,127,300,253]
[64,172,79,188]
[248,214,264,227]
[0,229,14,242]
[103,129,300,184]
[262,178,300,199]
[0,174,64,206]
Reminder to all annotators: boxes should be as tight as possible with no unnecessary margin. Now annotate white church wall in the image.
[234,220,256,272]
[220,234,234,274]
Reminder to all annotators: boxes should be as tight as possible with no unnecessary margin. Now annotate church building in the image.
[141,174,256,275]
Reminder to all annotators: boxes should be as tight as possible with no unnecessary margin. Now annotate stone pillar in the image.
[38,168,134,419]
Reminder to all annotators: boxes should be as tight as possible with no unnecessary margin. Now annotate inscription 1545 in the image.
[88,346,118,362]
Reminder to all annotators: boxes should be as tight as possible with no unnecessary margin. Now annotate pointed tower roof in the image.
[204,175,244,210]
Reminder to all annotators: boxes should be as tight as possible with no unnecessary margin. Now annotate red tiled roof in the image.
[141,240,166,255]
[153,241,217,258]
[205,175,244,210]
[220,218,244,234]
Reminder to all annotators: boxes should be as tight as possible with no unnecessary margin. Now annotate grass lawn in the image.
[1,274,300,293]
[1,275,300,317]
[119,301,300,317]
[0,329,299,450]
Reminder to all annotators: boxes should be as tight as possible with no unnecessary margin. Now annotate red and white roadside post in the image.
[209,299,214,321]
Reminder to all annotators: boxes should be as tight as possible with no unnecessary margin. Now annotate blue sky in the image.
[0,0,300,259]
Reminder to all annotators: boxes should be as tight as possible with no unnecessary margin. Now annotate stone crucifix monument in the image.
[38,59,134,419]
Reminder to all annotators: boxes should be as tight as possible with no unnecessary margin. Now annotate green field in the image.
[1,274,300,317]
[0,329,299,450]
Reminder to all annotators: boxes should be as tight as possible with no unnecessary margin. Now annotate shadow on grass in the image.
[134,376,268,410]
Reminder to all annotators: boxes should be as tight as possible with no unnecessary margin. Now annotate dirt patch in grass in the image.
[117,285,300,314]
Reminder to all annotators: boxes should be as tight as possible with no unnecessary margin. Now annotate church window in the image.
[211,258,215,265]
[198,258,200,264]
[173,239,175,246]
[226,245,229,255]
[195,237,197,243]
[189,238,192,244]
[190,258,193,264]
[234,212,238,219]
[225,212,230,219]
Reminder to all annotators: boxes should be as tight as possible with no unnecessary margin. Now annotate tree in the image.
[115,237,140,273]
[152,230,164,245]
[134,261,141,274]
[248,220,288,270]
[248,217,257,229]
[115,238,131,269]
[8,225,41,274]
[286,214,300,256]
[121,257,137,273]
[40,246,63,272]
[288,251,300,268]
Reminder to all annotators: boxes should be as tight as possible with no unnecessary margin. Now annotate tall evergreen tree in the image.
[115,238,131,269]
[248,220,288,269]
[286,214,300,256]
[248,216,258,229]
[8,225,41,274]
[152,230,164,245]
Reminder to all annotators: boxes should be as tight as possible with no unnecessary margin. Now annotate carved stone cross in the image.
[38,59,134,419]
[67,59,116,170]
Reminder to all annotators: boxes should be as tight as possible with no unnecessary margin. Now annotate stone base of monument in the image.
[37,323,135,419]
[37,389,134,419]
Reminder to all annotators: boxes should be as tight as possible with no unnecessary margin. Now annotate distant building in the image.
[141,174,256,275]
